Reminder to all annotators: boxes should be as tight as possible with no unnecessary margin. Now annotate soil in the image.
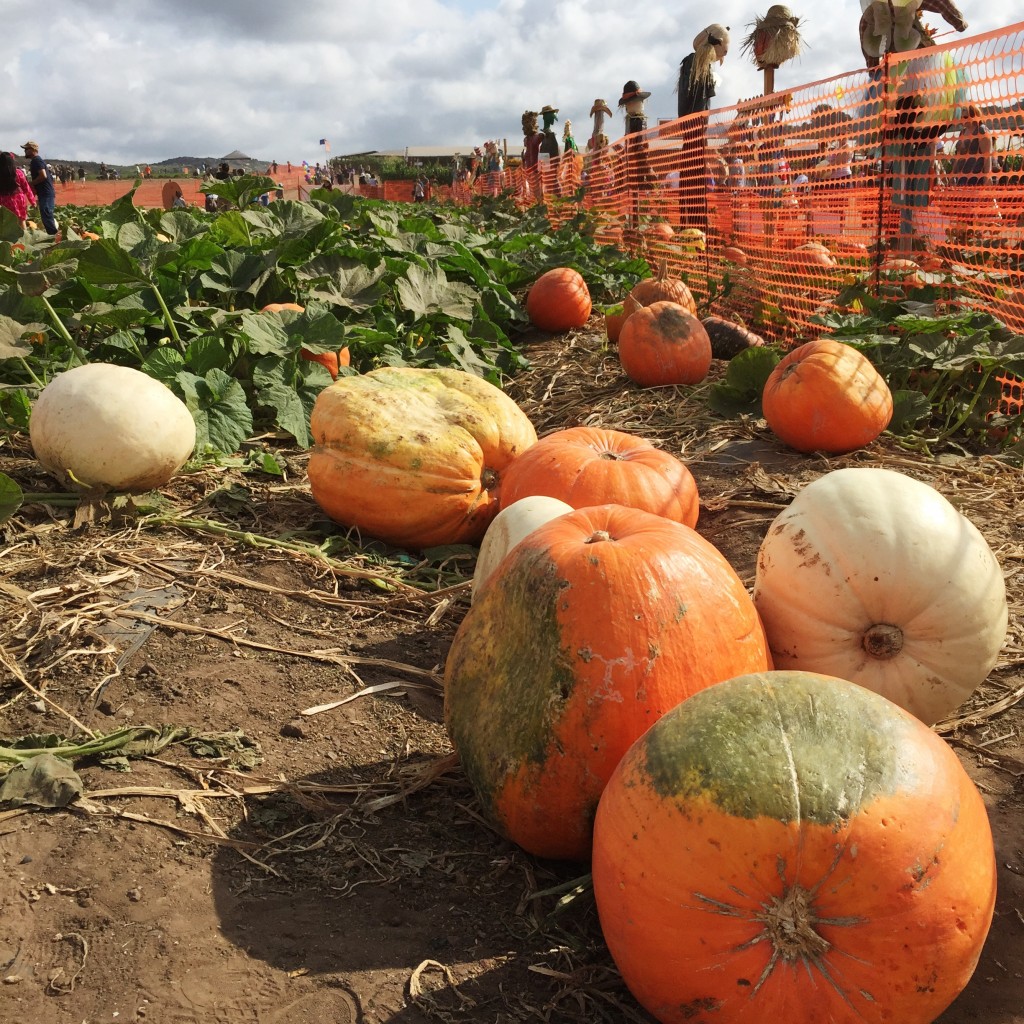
[1,331,1022,1024]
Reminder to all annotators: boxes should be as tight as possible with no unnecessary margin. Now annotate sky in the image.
[3,1,1014,166]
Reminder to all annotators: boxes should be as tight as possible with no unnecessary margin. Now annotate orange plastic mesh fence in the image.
[431,22,1024,342]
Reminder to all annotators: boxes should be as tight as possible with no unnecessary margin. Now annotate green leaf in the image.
[708,346,781,418]
[888,389,934,433]
[75,239,147,286]
[0,472,24,525]
[176,368,253,455]
[395,263,477,321]
[0,315,46,359]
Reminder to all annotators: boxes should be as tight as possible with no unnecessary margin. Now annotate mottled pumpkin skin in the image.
[525,267,593,332]
[593,671,996,1024]
[500,426,700,528]
[308,367,537,549]
[444,504,772,861]
[762,339,893,454]
[619,301,713,387]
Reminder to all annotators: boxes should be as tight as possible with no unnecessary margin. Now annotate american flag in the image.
[319,139,330,152]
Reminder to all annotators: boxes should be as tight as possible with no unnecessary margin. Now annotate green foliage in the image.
[0,190,643,458]
[708,346,781,417]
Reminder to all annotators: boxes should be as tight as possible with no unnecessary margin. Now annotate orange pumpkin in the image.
[592,670,996,1024]
[618,301,712,387]
[308,367,537,549]
[629,260,697,315]
[444,504,772,861]
[261,302,306,313]
[762,339,893,453]
[604,295,641,344]
[525,267,592,332]
[500,425,699,528]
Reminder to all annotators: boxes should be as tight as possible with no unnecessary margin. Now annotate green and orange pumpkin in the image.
[443,504,772,861]
[618,301,713,387]
[592,670,996,1024]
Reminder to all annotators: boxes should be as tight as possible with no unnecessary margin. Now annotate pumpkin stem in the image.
[598,451,623,461]
[862,623,904,660]
[481,467,498,490]
[760,883,831,965]
[585,530,612,545]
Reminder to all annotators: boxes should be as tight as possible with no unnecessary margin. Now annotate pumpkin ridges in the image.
[592,671,997,1024]
[526,267,592,332]
[308,367,536,548]
[500,425,700,528]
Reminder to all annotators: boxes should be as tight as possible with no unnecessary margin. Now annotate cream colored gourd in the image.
[30,363,197,492]
[753,467,1007,725]
[471,495,573,602]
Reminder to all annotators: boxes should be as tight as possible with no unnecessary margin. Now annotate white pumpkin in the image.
[30,363,197,492]
[471,495,573,602]
[752,466,1007,725]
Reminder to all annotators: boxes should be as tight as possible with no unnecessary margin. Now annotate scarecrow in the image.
[585,100,615,195]
[859,0,967,67]
[619,80,655,223]
[742,6,805,96]
[521,110,543,169]
[587,99,613,152]
[677,24,730,120]
[540,105,561,160]
[619,80,651,136]
[560,120,584,193]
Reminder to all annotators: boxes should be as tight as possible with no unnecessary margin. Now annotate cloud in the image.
[4,0,1008,164]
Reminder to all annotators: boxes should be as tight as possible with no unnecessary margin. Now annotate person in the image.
[215,161,231,180]
[413,176,426,202]
[888,93,949,253]
[21,141,57,234]
[949,103,998,243]
[172,189,187,209]
[0,151,35,225]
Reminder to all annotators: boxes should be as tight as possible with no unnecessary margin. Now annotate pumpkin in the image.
[307,367,537,549]
[604,295,641,344]
[592,670,996,1024]
[701,315,765,360]
[471,495,573,602]
[500,425,700,528]
[752,466,1008,724]
[789,241,836,269]
[619,302,712,387]
[261,302,305,313]
[721,245,748,266]
[644,221,675,243]
[30,363,196,492]
[525,267,592,332]
[762,339,893,453]
[629,260,697,315]
[444,504,772,860]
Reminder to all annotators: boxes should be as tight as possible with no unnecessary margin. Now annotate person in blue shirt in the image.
[21,140,57,234]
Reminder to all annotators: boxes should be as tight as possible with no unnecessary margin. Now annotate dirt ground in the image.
[1,330,1022,1024]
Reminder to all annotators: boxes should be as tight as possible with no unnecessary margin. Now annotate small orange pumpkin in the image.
[500,425,699,528]
[300,346,352,379]
[261,302,305,313]
[762,339,893,454]
[604,295,641,344]
[629,260,697,314]
[525,267,592,332]
[618,301,712,388]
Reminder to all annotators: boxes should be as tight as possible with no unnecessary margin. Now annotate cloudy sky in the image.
[4,0,1009,166]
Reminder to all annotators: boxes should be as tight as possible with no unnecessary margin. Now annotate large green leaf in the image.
[395,263,477,320]
[0,472,24,525]
[176,368,253,455]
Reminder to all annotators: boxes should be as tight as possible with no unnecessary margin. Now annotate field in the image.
[1,324,1022,1024]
